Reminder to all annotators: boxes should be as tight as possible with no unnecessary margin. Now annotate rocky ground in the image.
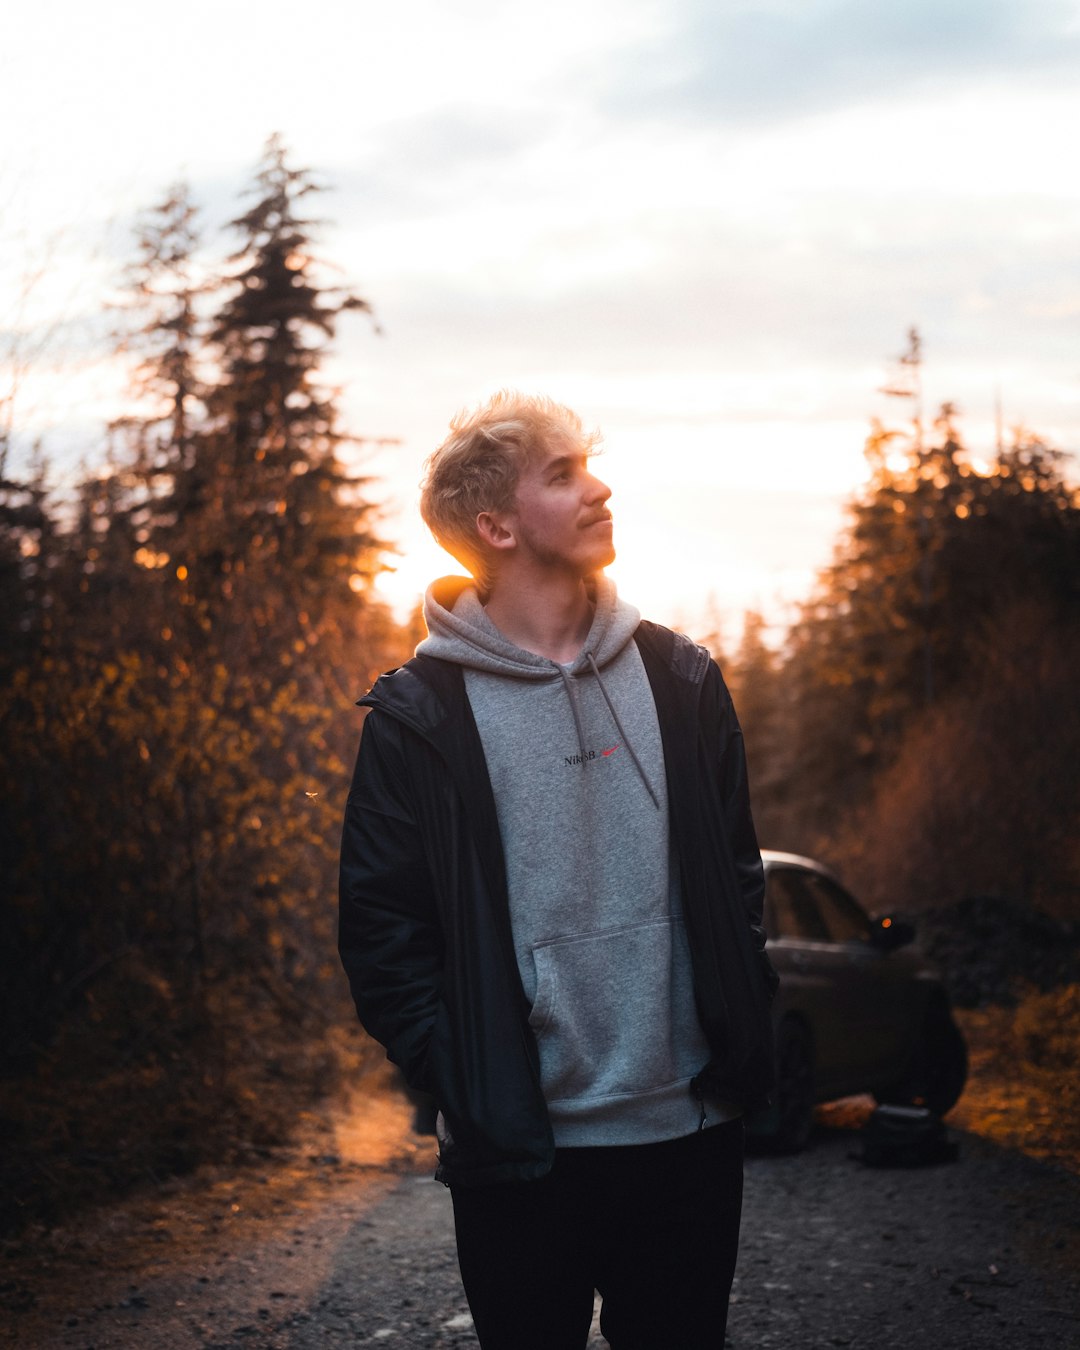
[3,1077,1080,1349]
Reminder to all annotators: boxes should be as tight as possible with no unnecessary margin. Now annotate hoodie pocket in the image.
[527,918,706,1105]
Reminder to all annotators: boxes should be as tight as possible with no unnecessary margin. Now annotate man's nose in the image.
[585,471,611,503]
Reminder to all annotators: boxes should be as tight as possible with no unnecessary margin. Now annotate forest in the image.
[2,139,1079,1234]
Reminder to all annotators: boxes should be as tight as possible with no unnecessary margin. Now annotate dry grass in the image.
[0,987,380,1237]
[949,984,1080,1175]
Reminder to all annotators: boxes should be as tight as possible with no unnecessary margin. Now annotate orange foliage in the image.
[951,987,1080,1175]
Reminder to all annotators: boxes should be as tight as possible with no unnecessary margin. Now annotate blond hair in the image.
[419,390,599,589]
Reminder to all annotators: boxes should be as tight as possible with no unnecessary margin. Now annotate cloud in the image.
[356,183,1080,385]
[597,0,1080,127]
[333,105,552,225]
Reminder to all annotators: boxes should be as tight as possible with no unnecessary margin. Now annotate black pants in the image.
[450,1118,744,1350]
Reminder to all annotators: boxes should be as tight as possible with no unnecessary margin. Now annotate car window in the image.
[765,868,831,942]
[800,873,871,943]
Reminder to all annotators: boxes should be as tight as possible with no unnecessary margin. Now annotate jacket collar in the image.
[361,620,710,734]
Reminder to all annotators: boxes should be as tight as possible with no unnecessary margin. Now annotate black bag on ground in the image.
[858,1105,959,1167]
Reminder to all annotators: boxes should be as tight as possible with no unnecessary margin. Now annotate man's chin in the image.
[583,551,615,585]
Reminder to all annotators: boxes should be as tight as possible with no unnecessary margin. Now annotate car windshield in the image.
[765,868,829,941]
[765,866,871,944]
[802,872,872,943]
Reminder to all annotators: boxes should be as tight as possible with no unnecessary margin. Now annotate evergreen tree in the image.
[0,444,56,654]
[770,337,1080,848]
[727,611,788,848]
[1,142,408,1231]
[112,182,205,475]
[164,134,382,628]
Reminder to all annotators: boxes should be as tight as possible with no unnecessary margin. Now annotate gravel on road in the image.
[4,1085,1080,1349]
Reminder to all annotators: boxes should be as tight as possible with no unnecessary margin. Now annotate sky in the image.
[3,0,1080,642]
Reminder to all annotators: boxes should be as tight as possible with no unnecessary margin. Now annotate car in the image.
[746,850,968,1151]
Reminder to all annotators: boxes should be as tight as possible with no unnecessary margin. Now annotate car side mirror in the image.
[869,914,916,952]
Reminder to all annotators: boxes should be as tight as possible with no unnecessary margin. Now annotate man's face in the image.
[505,438,615,578]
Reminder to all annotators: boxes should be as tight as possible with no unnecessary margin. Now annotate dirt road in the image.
[4,1083,1080,1349]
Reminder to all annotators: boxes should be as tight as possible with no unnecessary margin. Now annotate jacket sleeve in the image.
[338,709,444,1090]
[708,661,780,999]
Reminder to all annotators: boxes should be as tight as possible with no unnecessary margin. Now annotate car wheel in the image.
[876,1005,968,1117]
[747,1018,816,1152]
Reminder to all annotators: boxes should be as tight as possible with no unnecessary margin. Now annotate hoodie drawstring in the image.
[584,651,660,811]
[556,664,591,771]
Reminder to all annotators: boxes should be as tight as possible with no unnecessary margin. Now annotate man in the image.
[339,392,777,1349]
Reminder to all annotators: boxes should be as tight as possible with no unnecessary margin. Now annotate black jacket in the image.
[338,620,778,1186]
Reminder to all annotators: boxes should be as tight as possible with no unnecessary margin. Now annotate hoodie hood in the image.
[415,574,641,678]
[415,574,657,811]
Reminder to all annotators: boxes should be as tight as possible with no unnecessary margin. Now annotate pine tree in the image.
[113,183,205,470]
[164,134,383,634]
[0,444,56,654]
[770,336,1080,847]
[1,144,408,1231]
[727,611,788,847]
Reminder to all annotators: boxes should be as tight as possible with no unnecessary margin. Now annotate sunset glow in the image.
[3,0,1079,633]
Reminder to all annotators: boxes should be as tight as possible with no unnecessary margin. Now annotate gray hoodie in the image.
[417,576,738,1146]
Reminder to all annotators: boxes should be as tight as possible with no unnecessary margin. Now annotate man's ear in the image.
[476,509,517,554]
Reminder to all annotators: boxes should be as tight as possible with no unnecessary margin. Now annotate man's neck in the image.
[483,569,596,664]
